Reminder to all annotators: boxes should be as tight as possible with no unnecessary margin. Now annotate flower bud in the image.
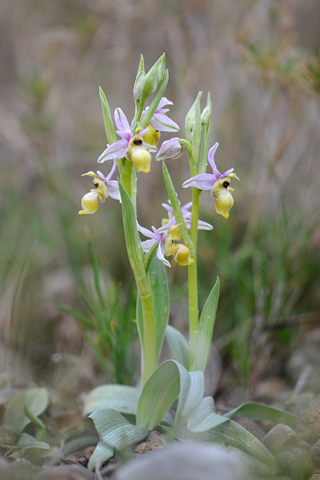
[211,177,234,219]
[133,71,146,100]
[139,55,166,105]
[79,191,99,215]
[170,244,194,266]
[201,93,212,127]
[156,137,184,161]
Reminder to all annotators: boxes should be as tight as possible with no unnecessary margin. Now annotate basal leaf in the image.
[83,385,140,416]
[136,360,204,431]
[165,325,190,369]
[190,278,219,372]
[136,360,186,430]
[225,402,297,427]
[18,433,50,450]
[4,388,49,437]
[88,408,149,470]
[187,396,229,432]
[175,420,277,477]
[176,370,204,420]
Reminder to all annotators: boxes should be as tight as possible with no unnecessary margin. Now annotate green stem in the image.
[120,160,133,197]
[140,291,158,387]
[188,187,201,365]
[119,182,157,387]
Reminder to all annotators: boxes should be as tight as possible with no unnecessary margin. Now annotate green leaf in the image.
[119,183,149,296]
[175,420,277,477]
[83,385,141,416]
[18,433,50,450]
[225,402,297,427]
[136,360,183,430]
[173,369,204,432]
[99,86,117,145]
[4,388,49,437]
[190,278,219,372]
[88,409,149,470]
[162,162,193,253]
[143,241,159,274]
[187,396,228,432]
[136,360,204,431]
[137,256,169,363]
[165,325,190,369]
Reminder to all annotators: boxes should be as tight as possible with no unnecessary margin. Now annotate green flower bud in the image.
[139,55,166,105]
[201,93,212,127]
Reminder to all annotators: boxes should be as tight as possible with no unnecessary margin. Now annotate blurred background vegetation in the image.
[0,0,320,402]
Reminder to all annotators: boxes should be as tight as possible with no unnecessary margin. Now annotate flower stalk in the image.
[78,53,239,388]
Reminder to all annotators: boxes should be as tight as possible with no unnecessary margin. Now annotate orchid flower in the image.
[142,97,179,132]
[98,108,156,173]
[79,160,120,215]
[137,222,174,268]
[162,202,213,231]
[182,142,239,219]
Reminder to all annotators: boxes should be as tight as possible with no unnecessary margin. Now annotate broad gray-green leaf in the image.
[188,396,229,432]
[165,325,190,369]
[190,278,219,372]
[4,388,49,436]
[88,408,149,470]
[174,420,277,477]
[136,360,181,430]
[177,370,204,419]
[225,402,296,427]
[83,385,140,416]
[136,360,204,431]
[137,256,169,363]
[18,433,50,450]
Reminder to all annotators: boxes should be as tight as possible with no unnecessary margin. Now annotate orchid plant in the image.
[78,55,296,476]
